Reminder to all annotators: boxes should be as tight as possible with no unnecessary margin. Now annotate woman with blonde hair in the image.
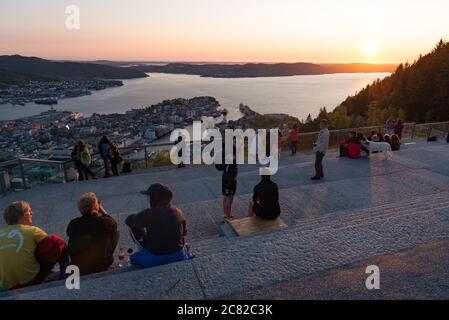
[0,201,67,290]
[78,140,96,180]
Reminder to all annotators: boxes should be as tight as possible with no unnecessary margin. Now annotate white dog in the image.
[365,141,393,160]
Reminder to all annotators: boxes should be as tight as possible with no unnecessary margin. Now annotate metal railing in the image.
[1,121,448,195]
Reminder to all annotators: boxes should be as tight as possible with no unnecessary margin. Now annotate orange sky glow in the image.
[1,0,448,63]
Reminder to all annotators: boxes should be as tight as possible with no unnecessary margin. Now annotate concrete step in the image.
[191,191,449,257]
[6,189,449,300]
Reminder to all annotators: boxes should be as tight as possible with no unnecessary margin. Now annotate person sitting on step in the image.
[248,168,281,220]
[0,201,68,290]
[125,183,194,268]
[66,193,119,276]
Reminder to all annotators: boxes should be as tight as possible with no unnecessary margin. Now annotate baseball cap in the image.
[140,183,173,203]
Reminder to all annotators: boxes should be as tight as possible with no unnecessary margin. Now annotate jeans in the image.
[102,157,110,177]
[291,141,298,155]
[314,151,325,178]
[81,165,96,180]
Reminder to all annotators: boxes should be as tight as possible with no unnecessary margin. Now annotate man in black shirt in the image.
[222,137,238,221]
[248,169,281,220]
[125,183,193,268]
[66,193,119,276]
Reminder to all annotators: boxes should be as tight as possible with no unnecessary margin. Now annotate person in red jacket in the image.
[289,125,299,156]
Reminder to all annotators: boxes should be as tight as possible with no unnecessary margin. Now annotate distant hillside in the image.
[130,62,396,78]
[334,40,449,123]
[0,68,56,88]
[0,55,148,81]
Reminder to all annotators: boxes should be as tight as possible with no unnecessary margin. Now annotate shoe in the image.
[310,176,321,180]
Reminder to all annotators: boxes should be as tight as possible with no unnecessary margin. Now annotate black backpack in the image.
[122,161,132,173]
[215,164,226,171]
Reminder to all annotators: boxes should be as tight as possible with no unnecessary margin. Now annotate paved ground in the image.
[1,141,449,299]
[226,239,449,300]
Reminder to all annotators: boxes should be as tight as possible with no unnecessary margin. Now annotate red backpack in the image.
[35,235,66,264]
[348,143,362,159]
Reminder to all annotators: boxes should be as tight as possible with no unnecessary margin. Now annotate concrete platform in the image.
[1,141,449,299]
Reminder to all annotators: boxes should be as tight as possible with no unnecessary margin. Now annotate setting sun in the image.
[363,43,379,57]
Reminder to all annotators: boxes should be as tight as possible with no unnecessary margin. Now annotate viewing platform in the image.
[1,140,449,300]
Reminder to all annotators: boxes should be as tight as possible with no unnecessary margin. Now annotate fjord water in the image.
[0,72,389,121]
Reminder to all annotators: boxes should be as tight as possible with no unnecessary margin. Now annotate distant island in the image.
[128,62,397,78]
[0,55,148,105]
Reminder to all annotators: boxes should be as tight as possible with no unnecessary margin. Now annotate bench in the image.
[228,216,287,237]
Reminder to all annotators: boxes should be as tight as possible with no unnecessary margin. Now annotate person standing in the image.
[110,143,123,177]
[311,119,330,181]
[290,124,299,156]
[176,136,186,169]
[386,119,395,136]
[277,129,283,158]
[98,136,112,178]
[71,142,84,181]
[394,119,404,140]
[79,141,96,180]
[221,137,238,221]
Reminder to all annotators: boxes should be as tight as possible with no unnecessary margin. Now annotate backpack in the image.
[215,164,226,171]
[122,161,132,173]
[100,143,110,157]
[80,150,91,166]
[348,143,362,159]
[35,235,66,264]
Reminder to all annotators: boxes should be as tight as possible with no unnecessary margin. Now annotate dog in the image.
[365,141,393,160]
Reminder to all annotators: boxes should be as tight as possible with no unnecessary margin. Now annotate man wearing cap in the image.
[125,183,194,268]
[311,119,330,181]
[248,168,281,220]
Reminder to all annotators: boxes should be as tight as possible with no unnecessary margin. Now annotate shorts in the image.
[222,178,237,197]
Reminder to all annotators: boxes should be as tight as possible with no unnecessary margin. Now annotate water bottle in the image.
[127,248,134,267]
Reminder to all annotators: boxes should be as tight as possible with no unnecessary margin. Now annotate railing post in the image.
[411,123,416,141]
[144,147,149,168]
[18,158,28,190]
[336,132,340,152]
[446,122,449,141]
[62,162,68,184]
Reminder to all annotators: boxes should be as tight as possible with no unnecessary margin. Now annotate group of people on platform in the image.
[220,119,329,222]
[0,165,285,290]
[339,120,403,159]
[71,136,124,181]
[0,184,192,291]
[4,118,415,291]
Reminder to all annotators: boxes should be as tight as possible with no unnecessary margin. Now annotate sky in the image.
[0,0,448,63]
